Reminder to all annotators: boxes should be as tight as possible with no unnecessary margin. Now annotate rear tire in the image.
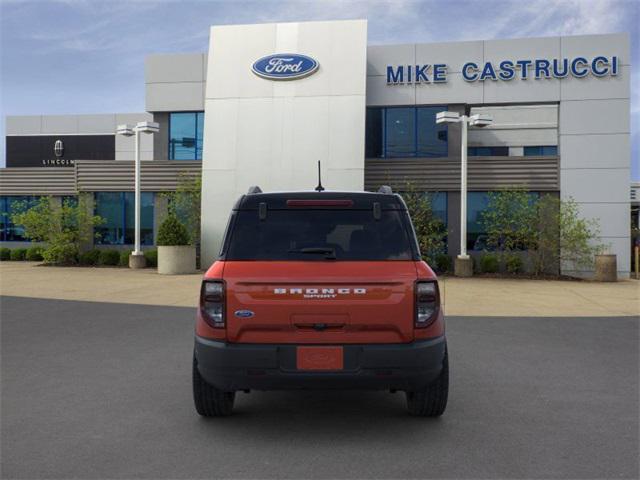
[406,347,449,417]
[192,355,235,417]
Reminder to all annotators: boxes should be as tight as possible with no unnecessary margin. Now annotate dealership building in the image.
[0,20,632,277]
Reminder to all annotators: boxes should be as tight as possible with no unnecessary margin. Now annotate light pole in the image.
[436,111,492,276]
[116,121,159,268]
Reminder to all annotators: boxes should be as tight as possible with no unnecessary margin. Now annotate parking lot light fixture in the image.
[116,121,159,268]
[436,111,492,273]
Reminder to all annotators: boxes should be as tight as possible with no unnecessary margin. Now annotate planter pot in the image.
[157,245,196,275]
[594,254,617,282]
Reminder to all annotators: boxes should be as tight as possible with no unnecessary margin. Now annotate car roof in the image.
[233,190,407,210]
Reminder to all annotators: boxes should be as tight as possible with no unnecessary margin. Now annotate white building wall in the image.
[200,20,367,266]
[366,32,630,277]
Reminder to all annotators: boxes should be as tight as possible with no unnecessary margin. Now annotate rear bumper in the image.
[194,335,446,392]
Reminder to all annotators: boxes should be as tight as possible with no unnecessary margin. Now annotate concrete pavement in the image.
[0,262,638,316]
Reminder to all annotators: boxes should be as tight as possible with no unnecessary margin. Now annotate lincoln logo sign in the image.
[386,55,620,84]
[54,139,64,158]
[252,53,319,80]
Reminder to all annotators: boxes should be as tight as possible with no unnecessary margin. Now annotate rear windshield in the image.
[224,209,416,261]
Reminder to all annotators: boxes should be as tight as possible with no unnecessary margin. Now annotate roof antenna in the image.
[315,160,325,192]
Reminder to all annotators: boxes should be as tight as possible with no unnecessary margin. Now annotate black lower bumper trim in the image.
[194,336,446,392]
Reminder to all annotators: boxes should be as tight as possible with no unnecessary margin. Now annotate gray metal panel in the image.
[0,168,76,195]
[152,112,169,160]
[75,160,202,192]
[364,157,559,192]
[6,116,42,135]
[145,53,206,83]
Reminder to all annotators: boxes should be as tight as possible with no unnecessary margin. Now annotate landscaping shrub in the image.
[25,246,44,261]
[119,251,130,267]
[11,195,103,265]
[435,253,451,274]
[479,254,499,273]
[505,254,524,274]
[399,185,447,265]
[79,249,101,266]
[99,249,121,266]
[10,248,27,261]
[144,249,158,268]
[157,214,190,246]
[0,248,10,261]
[43,244,78,265]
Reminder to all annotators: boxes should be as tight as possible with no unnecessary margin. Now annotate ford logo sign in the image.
[234,310,255,318]
[252,53,319,81]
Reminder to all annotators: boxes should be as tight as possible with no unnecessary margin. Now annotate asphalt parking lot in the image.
[1,296,638,479]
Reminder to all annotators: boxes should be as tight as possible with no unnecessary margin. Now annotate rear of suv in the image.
[193,187,448,417]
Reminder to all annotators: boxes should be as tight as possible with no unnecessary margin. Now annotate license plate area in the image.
[296,346,344,371]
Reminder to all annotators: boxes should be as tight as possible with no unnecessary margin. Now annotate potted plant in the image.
[157,214,195,274]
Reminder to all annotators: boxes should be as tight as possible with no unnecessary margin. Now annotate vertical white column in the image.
[459,116,468,259]
[134,129,141,255]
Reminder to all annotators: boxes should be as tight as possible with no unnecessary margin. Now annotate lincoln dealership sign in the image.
[386,55,620,84]
[252,53,319,80]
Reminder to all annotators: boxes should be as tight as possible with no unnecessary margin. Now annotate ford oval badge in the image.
[234,310,255,318]
[252,53,319,81]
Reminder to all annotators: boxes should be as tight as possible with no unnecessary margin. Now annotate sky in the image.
[1,0,638,178]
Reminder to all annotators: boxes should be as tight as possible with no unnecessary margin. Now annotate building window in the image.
[467,191,540,252]
[468,146,509,156]
[0,196,39,242]
[95,192,154,245]
[169,112,204,160]
[524,146,558,156]
[365,106,448,158]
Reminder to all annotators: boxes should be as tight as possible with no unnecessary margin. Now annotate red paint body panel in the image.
[198,260,443,344]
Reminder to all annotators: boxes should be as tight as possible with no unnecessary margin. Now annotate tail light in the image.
[200,280,225,328]
[415,281,440,328]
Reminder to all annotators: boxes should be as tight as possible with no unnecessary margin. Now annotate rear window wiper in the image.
[287,247,336,259]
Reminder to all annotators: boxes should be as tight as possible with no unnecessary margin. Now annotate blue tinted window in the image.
[95,192,154,245]
[468,146,509,156]
[429,192,448,225]
[524,145,557,156]
[417,107,448,157]
[0,196,38,242]
[386,108,415,157]
[169,112,204,160]
[365,106,448,158]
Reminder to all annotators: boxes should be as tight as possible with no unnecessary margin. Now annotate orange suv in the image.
[193,187,448,416]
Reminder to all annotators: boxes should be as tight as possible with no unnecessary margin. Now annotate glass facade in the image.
[524,145,558,156]
[365,106,448,158]
[95,192,154,245]
[468,146,509,156]
[0,196,38,242]
[169,112,204,160]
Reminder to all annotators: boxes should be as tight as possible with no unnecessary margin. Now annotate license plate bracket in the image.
[296,346,344,371]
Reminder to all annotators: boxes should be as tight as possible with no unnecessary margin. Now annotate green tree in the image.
[480,188,537,252]
[11,196,104,265]
[531,195,605,274]
[399,184,447,265]
[163,173,201,245]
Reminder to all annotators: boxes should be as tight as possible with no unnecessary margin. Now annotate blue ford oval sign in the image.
[252,53,319,80]
[234,310,255,318]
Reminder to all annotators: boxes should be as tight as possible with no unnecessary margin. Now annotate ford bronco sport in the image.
[193,186,448,416]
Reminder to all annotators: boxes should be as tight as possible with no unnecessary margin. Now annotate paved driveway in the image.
[1,296,638,479]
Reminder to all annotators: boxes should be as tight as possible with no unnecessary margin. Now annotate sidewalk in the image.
[0,262,638,317]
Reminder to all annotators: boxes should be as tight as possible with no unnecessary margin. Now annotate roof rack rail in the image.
[247,185,263,194]
[377,185,393,194]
